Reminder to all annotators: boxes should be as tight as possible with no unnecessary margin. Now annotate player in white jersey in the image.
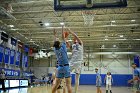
[104,72,113,93]
[68,30,83,93]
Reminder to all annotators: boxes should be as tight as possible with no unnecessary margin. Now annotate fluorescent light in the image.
[111,20,116,23]
[134,39,140,40]
[11,29,19,31]
[113,45,116,48]
[131,20,136,22]
[105,38,108,40]
[29,40,35,42]
[9,25,14,28]
[25,37,28,39]
[44,23,50,26]
[119,35,123,37]
[2,31,6,33]
[116,39,127,40]
[60,22,64,26]
[111,24,117,26]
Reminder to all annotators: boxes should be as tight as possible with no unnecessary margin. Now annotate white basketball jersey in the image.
[70,43,83,63]
[106,75,112,85]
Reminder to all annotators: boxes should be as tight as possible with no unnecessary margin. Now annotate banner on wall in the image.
[15,51,21,66]
[22,54,28,68]
[11,37,17,46]
[22,54,25,68]
[1,32,8,42]
[24,45,29,52]
[10,49,15,65]
[23,72,33,77]
[25,55,28,67]
[0,68,20,76]
[0,45,4,63]
[4,47,10,64]
[134,55,140,67]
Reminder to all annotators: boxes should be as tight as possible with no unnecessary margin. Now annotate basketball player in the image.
[95,68,102,93]
[104,72,113,93]
[52,28,72,93]
[128,63,140,93]
[0,69,6,92]
[68,30,83,93]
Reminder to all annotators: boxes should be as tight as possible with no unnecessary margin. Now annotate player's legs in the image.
[97,87,100,93]
[70,62,81,93]
[75,73,80,93]
[75,63,81,93]
[57,89,61,93]
[106,84,108,93]
[99,87,102,93]
[136,84,140,93]
[61,79,66,93]
[52,78,61,93]
[52,66,64,93]
[96,85,102,93]
[65,77,72,93]
[63,87,66,93]
[109,85,112,93]
[63,65,72,93]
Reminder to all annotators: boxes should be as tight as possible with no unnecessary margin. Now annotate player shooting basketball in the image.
[52,27,72,93]
[64,29,84,93]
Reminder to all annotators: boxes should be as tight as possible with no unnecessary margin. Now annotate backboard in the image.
[54,0,127,11]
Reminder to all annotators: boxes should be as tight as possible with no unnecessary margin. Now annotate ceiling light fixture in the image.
[119,35,123,37]
[44,23,50,26]
[131,20,136,22]
[9,25,14,28]
[111,20,116,23]
[105,38,108,40]
[60,22,64,26]
[134,39,140,40]
[113,45,116,48]
[25,37,28,39]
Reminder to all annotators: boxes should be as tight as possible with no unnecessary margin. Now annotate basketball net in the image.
[82,10,96,26]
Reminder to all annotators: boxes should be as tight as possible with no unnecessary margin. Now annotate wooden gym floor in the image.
[1,85,134,93]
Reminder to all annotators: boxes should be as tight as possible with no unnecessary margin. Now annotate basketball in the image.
[64,31,69,38]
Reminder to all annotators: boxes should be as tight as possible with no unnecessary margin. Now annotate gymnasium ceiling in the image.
[0,0,140,52]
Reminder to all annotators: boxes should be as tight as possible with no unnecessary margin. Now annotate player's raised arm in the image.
[69,30,83,45]
[62,26,66,42]
[53,29,57,42]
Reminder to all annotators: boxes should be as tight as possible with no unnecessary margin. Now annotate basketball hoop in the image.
[82,10,96,26]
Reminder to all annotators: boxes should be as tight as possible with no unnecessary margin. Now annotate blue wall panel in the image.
[0,45,4,63]
[71,74,132,86]
[4,47,10,64]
